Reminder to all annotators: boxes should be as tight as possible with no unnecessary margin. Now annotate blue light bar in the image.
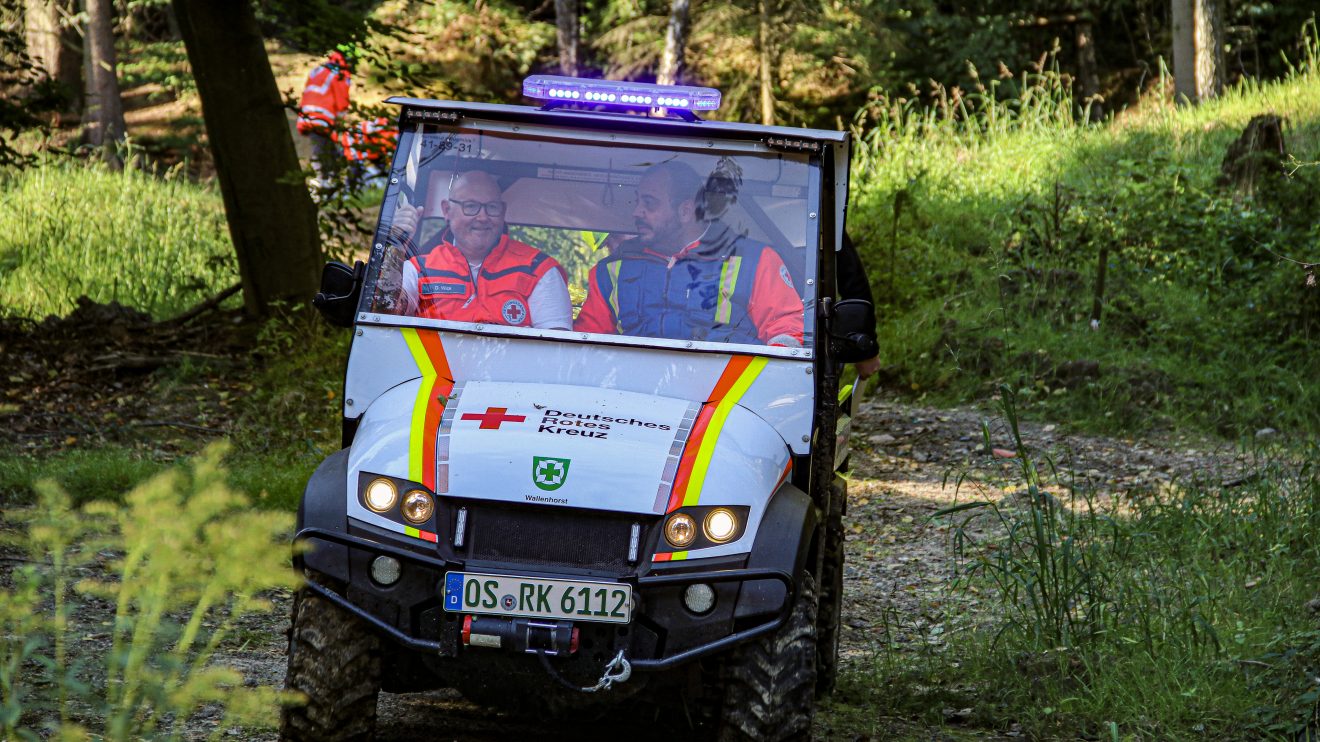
[522,75,722,113]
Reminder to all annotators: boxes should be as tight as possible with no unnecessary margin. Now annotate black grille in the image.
[460,502,645,573]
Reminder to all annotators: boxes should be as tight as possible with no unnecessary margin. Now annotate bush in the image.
[0,443,298,739]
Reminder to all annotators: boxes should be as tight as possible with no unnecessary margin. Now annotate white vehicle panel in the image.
[440,381,697,514]
[345,379,425,533]
[343,326,814,454]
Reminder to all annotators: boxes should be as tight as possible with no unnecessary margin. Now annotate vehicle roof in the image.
[385,96,848,145]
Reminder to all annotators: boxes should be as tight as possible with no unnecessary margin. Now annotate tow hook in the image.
[537,648,633,694]
[461,615,579,656]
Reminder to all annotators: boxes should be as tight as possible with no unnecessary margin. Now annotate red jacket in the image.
[409,235,565,327]
[574,226,804,346]
[297,53,351,134]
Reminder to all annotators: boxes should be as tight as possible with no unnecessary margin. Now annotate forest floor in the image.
[0,302,1255,740]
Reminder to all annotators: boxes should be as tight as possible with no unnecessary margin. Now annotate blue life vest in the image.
[596,223,765,343]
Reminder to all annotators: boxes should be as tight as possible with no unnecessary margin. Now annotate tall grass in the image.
[0,151,236,320]
[848,29,1320,438]
[0,444,298,739]
[927,391,1320,738]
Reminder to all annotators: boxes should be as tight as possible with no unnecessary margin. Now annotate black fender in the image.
[296,448,352,582]
[733,482,820,623]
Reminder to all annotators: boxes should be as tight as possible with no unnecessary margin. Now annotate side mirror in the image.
[312,261,364,328]
[830,299,879,363]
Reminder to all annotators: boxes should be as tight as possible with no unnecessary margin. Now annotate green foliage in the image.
[368,0,556,102]
[852,51,1320,437]
[915,393,1320,739]
[227,305,349,509]
[119,41,196,99]
[0,444,298,739]
[0,153,236,320]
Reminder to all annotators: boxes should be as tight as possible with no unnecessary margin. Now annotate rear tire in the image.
[717,570,818,741]
[280,589,382,742]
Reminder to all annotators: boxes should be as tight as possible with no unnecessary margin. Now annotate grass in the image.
[0,151,237,320]
[0,446,298,738]
[824,390,1320,740]
[850,31,1320,439]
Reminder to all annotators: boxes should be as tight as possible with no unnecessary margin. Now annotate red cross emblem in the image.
[460,406,527,430]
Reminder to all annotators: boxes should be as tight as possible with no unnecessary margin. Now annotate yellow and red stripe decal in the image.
[404,525,439,543]
[667,355,768,512]
[401,329,454,491]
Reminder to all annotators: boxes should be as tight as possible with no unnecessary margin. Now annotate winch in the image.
[461,615,579,656]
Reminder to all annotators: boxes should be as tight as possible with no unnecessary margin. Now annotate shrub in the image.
[0,443,298,739]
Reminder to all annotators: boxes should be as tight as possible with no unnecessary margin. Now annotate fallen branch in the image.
[128,420,225,434]
[161,283,242,326]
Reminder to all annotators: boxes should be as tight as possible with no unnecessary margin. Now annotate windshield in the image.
[361,120,819,351]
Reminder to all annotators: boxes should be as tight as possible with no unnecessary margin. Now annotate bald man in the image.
[396,170,572,330]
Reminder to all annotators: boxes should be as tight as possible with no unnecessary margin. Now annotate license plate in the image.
[442,572,632,624]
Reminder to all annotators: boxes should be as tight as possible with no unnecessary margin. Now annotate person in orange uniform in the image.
[296,50,352,186]
[394,170,572,330]
[574,161,803,346]
[339,116,397,188]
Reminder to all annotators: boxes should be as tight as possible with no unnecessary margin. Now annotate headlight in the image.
[703,508,738,543]
[664,512,696,548]
[400,490,434,524]
[364,478,397,512]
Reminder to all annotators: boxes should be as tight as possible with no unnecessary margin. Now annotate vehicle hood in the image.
[439,380,696,514]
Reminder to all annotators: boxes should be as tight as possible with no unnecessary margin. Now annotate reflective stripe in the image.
[683,356,766,507]
[401,329,454,489]
[605,261,623,332]
[303,67,337,94]
[714,256,741,324]
[669,356,767,510]
[300,104,337,119]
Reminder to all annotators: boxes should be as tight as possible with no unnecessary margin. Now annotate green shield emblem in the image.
[532,456,571,491]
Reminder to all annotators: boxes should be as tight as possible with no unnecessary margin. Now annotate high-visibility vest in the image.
[297,54,351,134]
[409,235,565,326]
[339,117,398,162]
[574,222,804,345]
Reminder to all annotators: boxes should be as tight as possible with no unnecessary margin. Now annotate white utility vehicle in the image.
[282,75,875,742]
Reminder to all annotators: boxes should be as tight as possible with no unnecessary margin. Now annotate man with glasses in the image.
[395,170,572,329]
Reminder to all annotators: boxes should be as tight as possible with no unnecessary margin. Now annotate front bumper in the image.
[294,526,793,671]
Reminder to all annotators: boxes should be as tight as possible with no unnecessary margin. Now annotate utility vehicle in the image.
[282,75,875,741]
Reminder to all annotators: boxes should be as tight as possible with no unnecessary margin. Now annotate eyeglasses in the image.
[449,199,506,217]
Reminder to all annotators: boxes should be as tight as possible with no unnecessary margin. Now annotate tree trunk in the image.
[1075,19,1104,121]
[554,0,578,77]
[757,0,774,125]
[1171,0,1223,103]
[82,0,125,162]
[657,0,691,86]
[24,0,82,112]
[172,0,321,317]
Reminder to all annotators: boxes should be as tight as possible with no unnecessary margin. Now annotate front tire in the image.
[717,570,818,741]
[280,589,382,741]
